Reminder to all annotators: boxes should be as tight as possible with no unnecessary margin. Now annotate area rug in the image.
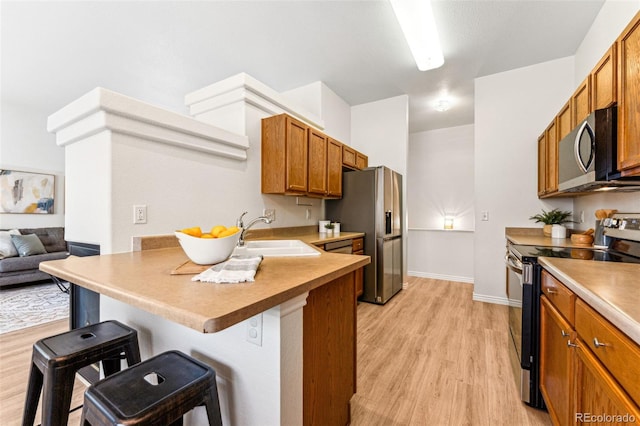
[0,282,69,334]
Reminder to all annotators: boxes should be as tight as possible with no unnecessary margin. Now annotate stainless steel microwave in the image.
[558,106,640,192]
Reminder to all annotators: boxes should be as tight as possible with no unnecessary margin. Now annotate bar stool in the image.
[80,350,223,426]
[22,320,141,426]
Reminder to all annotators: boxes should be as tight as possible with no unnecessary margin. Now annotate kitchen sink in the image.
[232,240,320,257]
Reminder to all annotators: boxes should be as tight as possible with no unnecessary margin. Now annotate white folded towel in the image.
[192,255,263,284]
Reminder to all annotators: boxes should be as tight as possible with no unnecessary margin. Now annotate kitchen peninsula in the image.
[41,244,369,426]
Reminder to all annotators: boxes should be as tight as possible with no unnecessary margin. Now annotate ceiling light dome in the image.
[434,99,450,112]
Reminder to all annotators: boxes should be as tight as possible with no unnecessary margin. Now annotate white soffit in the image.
[185,73,325,130]
[47,87,250,161]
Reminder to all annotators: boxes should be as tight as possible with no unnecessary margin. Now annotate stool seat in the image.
[23,320,141,426]
[81,350,223,426]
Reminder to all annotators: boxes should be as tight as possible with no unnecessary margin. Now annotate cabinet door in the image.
[538,133,547,197]
[540,295,574,426]
[557,101,573,141]
[592,44,617,110]
[574,338,640,425]
[572,77,591,127]
[545,120,558,194]
[308,128,327,196]
[327,138,343,197]
[286,116,309,193]
[342,145,357,169]
[356,152,368,170]
[618,12,640,176]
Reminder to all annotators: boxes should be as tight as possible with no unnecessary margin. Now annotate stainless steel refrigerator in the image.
[326,166,403,304]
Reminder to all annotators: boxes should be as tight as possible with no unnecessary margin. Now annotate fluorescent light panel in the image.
[390,0,444,71]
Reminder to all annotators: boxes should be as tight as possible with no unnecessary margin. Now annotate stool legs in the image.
[204,386,223,426]
[22,320,141,426]
[22,355,43,426]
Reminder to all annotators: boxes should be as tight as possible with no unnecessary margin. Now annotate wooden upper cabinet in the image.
[572,76,591,127]
[545,120,558,194]
[557,101,572,141]
[591,44,617,110]
[356,152,368,169]
[327,138,343,198]
[538,133,547,197]
[308,128,328,196]
[262,114,308,194]
[342,144,367,170]
[617,11,640,176]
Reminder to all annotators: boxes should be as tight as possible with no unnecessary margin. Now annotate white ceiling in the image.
[1,0,604,134]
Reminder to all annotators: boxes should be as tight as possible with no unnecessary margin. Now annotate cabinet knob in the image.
[561,330,570,338]
[546,288,556,294]
[567,340,578,348]
[593,337,608,348]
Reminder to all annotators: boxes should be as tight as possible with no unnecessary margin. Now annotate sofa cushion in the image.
[0,229,21,259]
[11,234,47,257]
[18,227,67,253]
[0,251,69,273]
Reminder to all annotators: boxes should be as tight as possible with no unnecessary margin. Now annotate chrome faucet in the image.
[236,211,272,246]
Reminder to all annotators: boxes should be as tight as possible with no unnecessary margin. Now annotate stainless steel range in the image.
[506,213,640,409]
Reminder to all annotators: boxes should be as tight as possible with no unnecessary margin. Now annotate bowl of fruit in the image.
[175,225,241,265]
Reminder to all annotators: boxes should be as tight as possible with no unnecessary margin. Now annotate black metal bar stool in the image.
[22,320,141,426]
[80,350,223,426]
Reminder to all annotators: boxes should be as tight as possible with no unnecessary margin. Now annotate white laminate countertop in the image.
[539,257,640,346]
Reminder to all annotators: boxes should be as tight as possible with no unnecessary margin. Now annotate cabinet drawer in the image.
[575,299,640,405]
[352,238,363,252]
[541,270,576,325]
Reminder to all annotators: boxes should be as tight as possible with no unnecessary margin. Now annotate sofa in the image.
[0,227,69,287]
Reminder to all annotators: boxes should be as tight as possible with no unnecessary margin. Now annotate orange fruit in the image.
[181,226,202,237]
[218,226,239,238]
[210,225,227,238]
[201,233,214,238]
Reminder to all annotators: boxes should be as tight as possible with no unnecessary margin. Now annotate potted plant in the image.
[529,208,572,237]
[324,222,335,236]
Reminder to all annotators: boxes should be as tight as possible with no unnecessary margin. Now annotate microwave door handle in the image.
[573,120,595,173]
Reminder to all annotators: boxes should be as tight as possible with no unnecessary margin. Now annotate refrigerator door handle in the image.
[385,210,392,234]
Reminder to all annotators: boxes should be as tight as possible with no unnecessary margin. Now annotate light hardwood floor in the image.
[351,276,551,425]
[0,277,552,425]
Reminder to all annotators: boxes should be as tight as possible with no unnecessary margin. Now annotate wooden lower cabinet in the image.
[303,272,356,426]
[574,338,640,425]
[540,269,640,425]
[540,295,574,426]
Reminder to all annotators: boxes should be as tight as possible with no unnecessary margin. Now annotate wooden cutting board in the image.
[170,260,210,275]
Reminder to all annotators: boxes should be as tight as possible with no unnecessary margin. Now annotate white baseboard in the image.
[408,271,474,284]
[472,293,509,306]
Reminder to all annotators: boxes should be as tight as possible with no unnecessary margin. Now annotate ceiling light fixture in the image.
[390,0,444,71]
[434,99,450,112]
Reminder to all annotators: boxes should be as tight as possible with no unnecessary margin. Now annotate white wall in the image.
[407,124,474,282]
[350,95,409,178]
[474,57,575,304]
[574,0,640,84]
[0,101,65,229]
[283,82,351,143]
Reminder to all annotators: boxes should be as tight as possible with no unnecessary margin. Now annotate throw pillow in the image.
[0,229,21,259]
[11,233,48,257]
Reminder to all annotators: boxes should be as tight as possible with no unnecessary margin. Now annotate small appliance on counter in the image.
[506,212,640,409]
[326,166,403,304]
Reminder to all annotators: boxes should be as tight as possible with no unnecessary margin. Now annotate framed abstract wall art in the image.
[0,169,55,214]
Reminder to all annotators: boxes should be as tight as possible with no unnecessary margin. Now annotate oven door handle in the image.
[505,253,523,274]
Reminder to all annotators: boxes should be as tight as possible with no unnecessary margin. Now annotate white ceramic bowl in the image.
[174,230,241,265]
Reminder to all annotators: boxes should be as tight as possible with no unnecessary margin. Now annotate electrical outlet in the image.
[481,211,489,221]
[263,208,276,222]
[246,313,263,346]
[133,205,147,224]
[579,210,585,223]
